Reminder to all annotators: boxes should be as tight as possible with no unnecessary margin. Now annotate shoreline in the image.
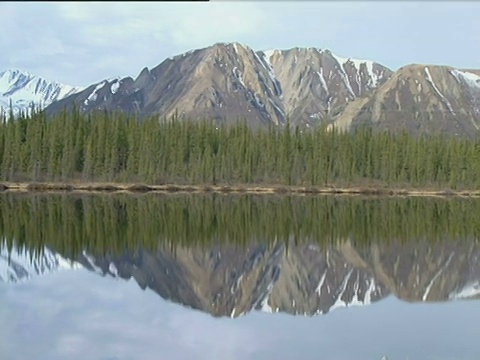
[1,181,480,198]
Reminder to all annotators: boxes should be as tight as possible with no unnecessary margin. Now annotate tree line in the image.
[1,107,480,189]
[1,193,479,258]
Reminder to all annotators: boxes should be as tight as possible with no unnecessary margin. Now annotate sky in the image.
[0,1,479,87]
[2,268,480,360]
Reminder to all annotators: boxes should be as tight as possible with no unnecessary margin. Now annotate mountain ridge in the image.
[3,41,479,137]
[44,42,393,127]
[0,68,83,116]
[0,243,81,282]
[330,63,480,137]
[3,240,480,318]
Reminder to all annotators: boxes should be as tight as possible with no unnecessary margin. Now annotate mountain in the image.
[84,239,480,317]
[266,47,392,125]
[329,65,480,138]
[45,43,392,127]
[4,237,478,318]
[0,244,81,282]
[0,69,83,117]
[44,42,480,137]
[85,242,387,317]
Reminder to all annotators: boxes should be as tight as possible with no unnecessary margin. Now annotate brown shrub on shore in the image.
[182,186,197,192]
[301,186,321,194]
[165,185,181,192]
[26,182,74,191]
[439,188,455,196]
[26,182,75,191]
[90,184,119,192]
[127,184,152,192]
[273,186,289,194]
[219,186,233,193]
[26,182,49,191]
[357,188,385,195]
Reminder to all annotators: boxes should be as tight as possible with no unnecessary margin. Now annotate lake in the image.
[1,193,480,360]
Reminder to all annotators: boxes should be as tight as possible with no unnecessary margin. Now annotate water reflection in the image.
[1,193,480,359]
[1,193,480,317]
[3,269,480,360]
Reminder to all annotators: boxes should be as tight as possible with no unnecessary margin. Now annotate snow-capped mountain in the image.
[0,244,81,282]
[43,41,480,137]
[45,42,392,127]
[0,69,83,117]
[3,239,480,317]
[330,65,480,138]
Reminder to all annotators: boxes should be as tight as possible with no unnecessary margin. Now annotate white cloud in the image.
[168,3,269,48]
[0,270,265,360]
[1,268,480,360]
[0,2,272,86]
[0,1,478,87]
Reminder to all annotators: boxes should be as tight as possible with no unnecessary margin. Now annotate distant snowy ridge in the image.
[0,243,82,283]
[0,69,83,117]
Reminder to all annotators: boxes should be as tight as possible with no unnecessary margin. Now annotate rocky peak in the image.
[332,63,480,137]
[45,42,392,127]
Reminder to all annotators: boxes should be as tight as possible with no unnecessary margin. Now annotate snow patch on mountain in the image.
[110,78,122,94]
[0,69,83,117]
[84,81,108,106]
[0,243,82,283]
[269,98,284,117]
[262,50,277,65]
[315,270,328,295]
[329,51,380,88]
[451,69,480,115]
[422,252,454,301]
[449,281,480,300]
[82,251,104,274]
[329,53,356,98]
[451,69,480,89]
[424,67,455,114]
[232,67,246,88]
[111,81,120,95]
[316,69,329,93]
[257,51,282,97]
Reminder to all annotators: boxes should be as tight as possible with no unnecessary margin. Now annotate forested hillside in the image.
[1,107,480,189]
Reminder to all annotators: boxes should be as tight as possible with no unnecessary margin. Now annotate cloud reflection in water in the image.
[1,268,480,360]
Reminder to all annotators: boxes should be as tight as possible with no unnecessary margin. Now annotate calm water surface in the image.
[1,193,480,360]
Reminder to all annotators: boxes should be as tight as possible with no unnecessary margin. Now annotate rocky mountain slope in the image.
[266,47,391,125]
[4,238,476,318]
[86,239,480,317]
[8,42,480,137]
[82,242,386,317]
[330,65,480,138]
[0,69,82,117]
[45,43,392,127]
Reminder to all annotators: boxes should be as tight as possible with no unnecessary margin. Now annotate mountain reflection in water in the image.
[1,193,480,317]
[57,236,480,318]
[1,193,480,359]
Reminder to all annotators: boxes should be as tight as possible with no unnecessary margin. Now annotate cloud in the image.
[168,3,269,48]
[0,270,266,360]
[1,268,480,360]
[0,2,272,86]
[0,2,478,87]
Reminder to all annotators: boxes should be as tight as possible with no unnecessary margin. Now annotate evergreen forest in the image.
[1,107,480,189]
[1,193,479,258]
